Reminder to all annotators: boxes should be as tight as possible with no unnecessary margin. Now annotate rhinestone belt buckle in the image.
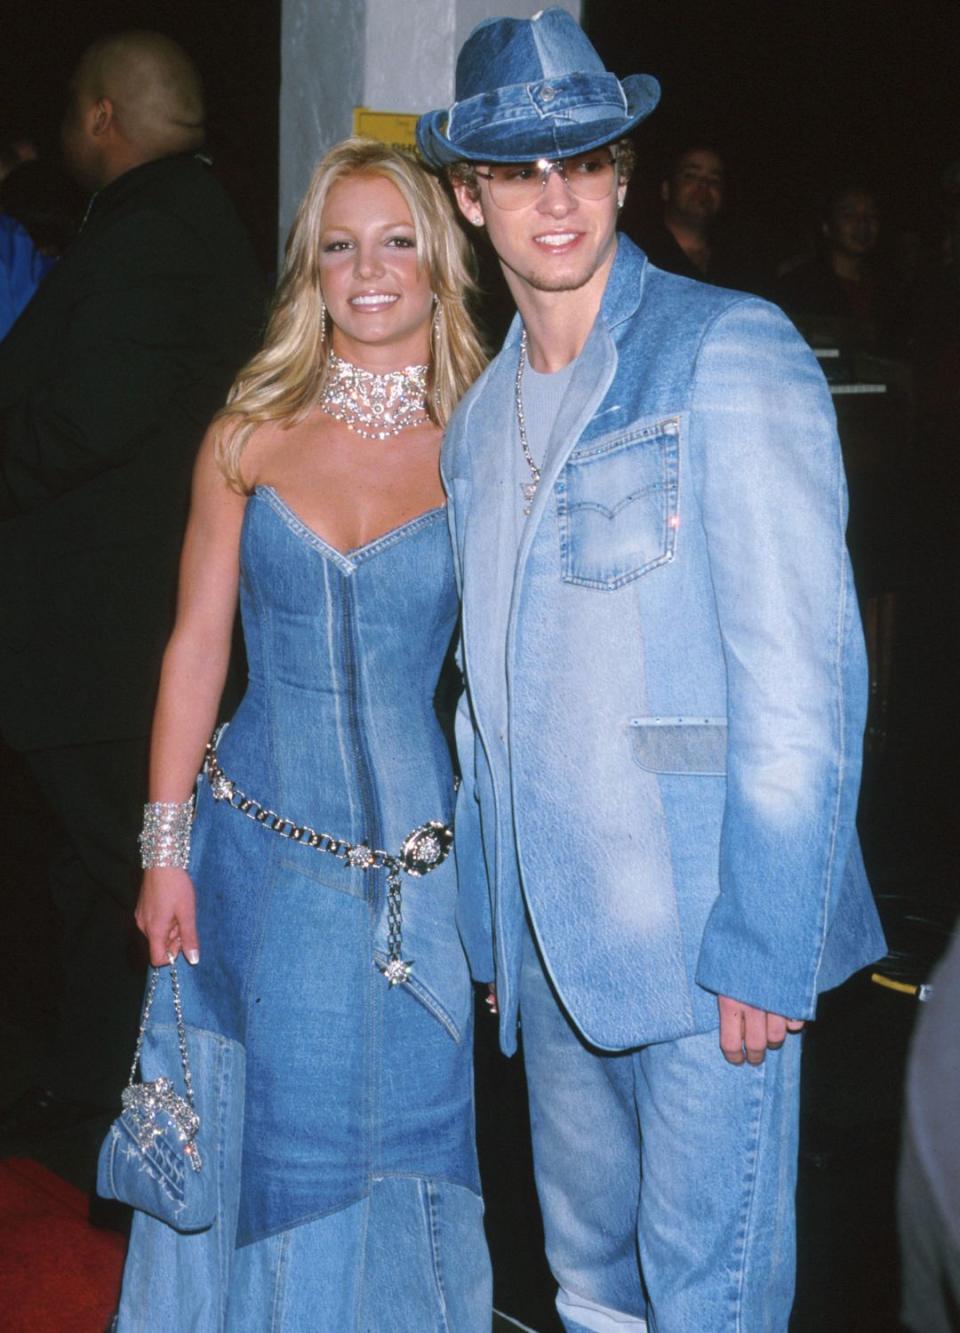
[399,821,453,877]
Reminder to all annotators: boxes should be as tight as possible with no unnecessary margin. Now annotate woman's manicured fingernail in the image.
[187,949,200,965]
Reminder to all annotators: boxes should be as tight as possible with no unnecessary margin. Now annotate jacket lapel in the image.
[455,352,520,725]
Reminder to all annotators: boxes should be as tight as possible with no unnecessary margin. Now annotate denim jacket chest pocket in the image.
[555,415,680,590]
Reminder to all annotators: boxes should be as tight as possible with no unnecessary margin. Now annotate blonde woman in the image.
[116,139,490,1329]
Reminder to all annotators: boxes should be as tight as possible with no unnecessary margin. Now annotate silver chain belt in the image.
[203,740,453,986]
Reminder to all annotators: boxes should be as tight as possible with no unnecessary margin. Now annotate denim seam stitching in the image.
[237,1189,371,1246]
[807,443,849,1003]
[628,717,728,776]
[256,484,357,576]
[730,1065,767,1330]
[353,1193,372,1333]
[214,1037,231,1326]
[688,295,766,384]
[558,419,680,589]
[367,929,381,1182]
[269,1228,291,1332]
[277,853,367,901]
[240,520,282,1038]
[371,949,462,1042]
[424,1179,452,1331]
[349,505,447,564]
[568,414,680,460]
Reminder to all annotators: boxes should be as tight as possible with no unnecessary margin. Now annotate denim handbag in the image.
[97,959,216,1232]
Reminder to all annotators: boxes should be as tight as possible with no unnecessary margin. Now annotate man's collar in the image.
[598,234,648,330]
[84,151,207,224]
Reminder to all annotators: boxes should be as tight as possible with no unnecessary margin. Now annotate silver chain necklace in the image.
[320,352,430,440]
[515,330,540,516]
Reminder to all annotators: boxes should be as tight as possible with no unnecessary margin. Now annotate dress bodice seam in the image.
[253,485,446,571]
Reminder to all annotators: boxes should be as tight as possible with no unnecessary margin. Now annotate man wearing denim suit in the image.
[418,10,886,1332]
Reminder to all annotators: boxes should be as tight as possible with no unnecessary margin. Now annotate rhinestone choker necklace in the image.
[319,352,430,440]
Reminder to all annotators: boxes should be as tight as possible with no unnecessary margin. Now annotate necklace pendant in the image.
[521,479,539,516]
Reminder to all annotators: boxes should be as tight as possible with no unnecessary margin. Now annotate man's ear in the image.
[91,97,114,138]
[452,179,485,228]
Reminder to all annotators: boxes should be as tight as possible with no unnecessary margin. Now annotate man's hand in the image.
[718,996,805,1065]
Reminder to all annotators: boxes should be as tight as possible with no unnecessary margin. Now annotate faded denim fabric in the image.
[183,491,479,1244]
[416,8,661,167]
[225,1176,491,1332]
[444,235,885,1055]
[443,234,885,1330]
[520,926,801,1332]
[111,493,488,1327]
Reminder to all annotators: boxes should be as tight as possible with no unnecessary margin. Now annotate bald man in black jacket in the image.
[0,32,264,1131]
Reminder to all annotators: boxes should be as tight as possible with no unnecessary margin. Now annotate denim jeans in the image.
[520,927,802,1332]
[226,1175,491,1331]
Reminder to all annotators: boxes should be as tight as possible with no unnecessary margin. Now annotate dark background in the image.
[586,0,960,274]
[1,0,280,272]
[5,0,960,273]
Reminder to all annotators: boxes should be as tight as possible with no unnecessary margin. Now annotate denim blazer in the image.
[443,236,886,1054]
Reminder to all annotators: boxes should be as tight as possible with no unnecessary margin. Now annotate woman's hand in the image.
[135,868,200,967]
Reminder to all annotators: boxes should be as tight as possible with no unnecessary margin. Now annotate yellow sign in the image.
[352,108,420,153]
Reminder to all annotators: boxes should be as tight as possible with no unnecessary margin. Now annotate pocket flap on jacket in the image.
[629,716,727,775]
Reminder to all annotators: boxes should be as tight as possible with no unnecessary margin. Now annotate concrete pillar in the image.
[279,0,581,251]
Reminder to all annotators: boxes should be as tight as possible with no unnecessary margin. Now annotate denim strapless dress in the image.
[113,486,490,1331]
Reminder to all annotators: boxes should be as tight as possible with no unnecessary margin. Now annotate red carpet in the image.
[0,1157,126,1332]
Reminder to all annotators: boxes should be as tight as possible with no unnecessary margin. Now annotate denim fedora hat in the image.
[417,7,660,168]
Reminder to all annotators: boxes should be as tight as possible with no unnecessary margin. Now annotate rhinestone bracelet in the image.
[139,800,194,870]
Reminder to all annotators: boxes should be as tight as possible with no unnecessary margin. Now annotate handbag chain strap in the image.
[127,955,196,1112]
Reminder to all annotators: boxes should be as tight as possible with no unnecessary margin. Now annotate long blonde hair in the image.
[216,137,486,490]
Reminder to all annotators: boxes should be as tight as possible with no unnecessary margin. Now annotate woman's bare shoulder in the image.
[240,414,320,486]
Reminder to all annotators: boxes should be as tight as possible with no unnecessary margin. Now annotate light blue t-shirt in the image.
[511,353,577,549]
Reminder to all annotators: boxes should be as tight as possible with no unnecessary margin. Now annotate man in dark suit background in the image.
[640,144,732,284]
[0,31,263,1132]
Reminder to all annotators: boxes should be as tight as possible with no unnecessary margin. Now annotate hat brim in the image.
[417,73,660,168]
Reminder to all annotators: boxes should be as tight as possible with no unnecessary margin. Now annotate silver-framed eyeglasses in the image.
[474,148,618,210]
